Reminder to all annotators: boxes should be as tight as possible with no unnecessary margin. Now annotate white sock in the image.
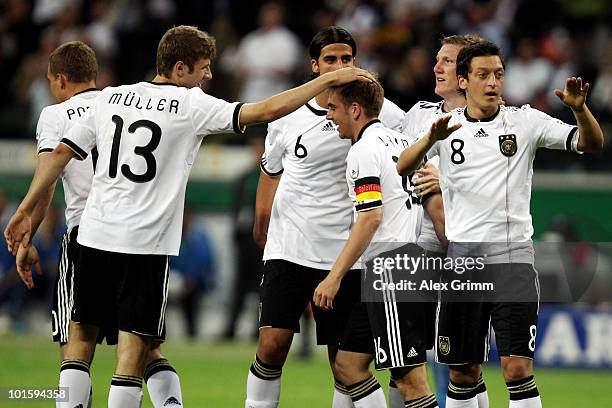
[347,376,386,408]
[245,356,282,408]
[87,387,92,408]
[446,396,478,408]
[388,380,404,408]
[109,375,143,408]
[144,359,183,407]
[333,388,355,408]
[353,388,387,408]
[476,390,489,408]
[57,361,91,408]
[509,396,542,408]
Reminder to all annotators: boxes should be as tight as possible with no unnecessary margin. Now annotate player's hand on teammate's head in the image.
[555,76,589,111]
[4,209,33,255]
[331,67,376,85]
[429,115,461,142]
[414,163,441,195]
[15,244,41,289]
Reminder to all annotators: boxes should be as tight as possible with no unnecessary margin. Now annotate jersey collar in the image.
[356,119,381,142]
[464,106,500,122]
[73,87,99,96]
[147,81,180,87]
[305,101,327,116]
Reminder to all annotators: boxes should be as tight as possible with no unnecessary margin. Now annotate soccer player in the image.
[12,41,183,408]
[396,40,603,408]
[249,26,406,408]
[4,26,373,408]
[401,34,489,408]
[314,78,438,408]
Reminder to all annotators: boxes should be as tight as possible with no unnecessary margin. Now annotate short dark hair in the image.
[441,34,485,48]
[309,26,357,60]
[48,41,98,83]
[333,77,384,118]
[157,25,216,78]
[456,40,505,79]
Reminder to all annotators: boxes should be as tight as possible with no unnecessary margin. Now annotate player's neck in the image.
[152,74,177,85]
[465,104,499,121]
[65,81,97,100]
[442,93,467,112]
[353,116,379,142]
[314,91,329,111]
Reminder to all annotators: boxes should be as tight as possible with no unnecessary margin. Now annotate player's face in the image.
[459,55,504,112]
[433,44,462,98]
[311,44,354,76]
[326,90,353,140]
[179,58,212,89]
[47,66,65,102]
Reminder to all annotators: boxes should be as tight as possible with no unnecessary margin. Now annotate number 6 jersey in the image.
[62,82,243,255]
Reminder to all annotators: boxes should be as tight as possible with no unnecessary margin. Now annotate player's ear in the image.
[351,102,360,119]
[458,75,468,91]
[310,59,319,75]
[59,73,67,89]
[175,61,185,78]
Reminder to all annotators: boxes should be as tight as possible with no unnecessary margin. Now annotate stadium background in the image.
[0,0,611,406]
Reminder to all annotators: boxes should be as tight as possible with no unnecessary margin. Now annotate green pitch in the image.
[1,336,611,407]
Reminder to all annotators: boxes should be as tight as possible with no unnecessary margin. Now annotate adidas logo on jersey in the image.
[321,122,336,131]
[163,396,182,406]
[475,128,489,138]
[407,347,418,358]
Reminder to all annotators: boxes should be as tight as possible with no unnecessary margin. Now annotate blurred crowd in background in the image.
[1,0,611,340]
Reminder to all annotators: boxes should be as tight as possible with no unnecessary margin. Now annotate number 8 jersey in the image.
[62,82,243,256]
[427,105,580,251]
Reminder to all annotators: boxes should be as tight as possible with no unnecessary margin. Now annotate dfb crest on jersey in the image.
[499,134,517,157]
[438,336,450,355]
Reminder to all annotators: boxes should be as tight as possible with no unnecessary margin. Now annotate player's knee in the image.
[501,358,532,382]
[391,365,430,395]
[257,335,291,366]
[333,355,369,385]
[449,364,480,384]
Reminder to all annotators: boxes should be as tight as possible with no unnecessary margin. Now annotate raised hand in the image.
[429,115,462,142]
[554,76,590,111]
[332,67,376,85]
[15,244,42,289]
[4,209,33,255]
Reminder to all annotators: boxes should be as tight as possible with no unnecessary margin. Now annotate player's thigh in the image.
[117,254,170,340]
[259,260,315,333]
[312,268,362,346]
[116,330,154,376]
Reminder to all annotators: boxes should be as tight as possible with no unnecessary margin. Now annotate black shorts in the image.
[339,268,436,370]
[435,263,540,364]
[51,227,117,345]
[259,259,361,345]
[72,245,169,342]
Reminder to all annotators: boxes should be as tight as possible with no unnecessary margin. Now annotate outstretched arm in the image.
[238,67,375,126]
[313,208,382,310]
[554,76,604,153]
[4,144,74,250]
[396,115,461,176]
[253,171,281,250]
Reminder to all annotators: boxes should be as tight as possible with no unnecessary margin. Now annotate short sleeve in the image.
[61,111,96,160]
[346,146,382,212]
[401,105,419,143]
[379,98,405,133]
[188,88,244,137]
[528,107,580,153]
[260,121,285,176]
[36,107,60,154]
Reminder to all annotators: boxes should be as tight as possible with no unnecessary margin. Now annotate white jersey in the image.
[403,100,447,253]
[261,97,405,269]
[346,120,422,253]
[62,82,243,255]
[36,89,99,231]
[428,105,580,263]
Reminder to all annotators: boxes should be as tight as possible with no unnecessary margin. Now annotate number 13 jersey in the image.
[62,82,243,256]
